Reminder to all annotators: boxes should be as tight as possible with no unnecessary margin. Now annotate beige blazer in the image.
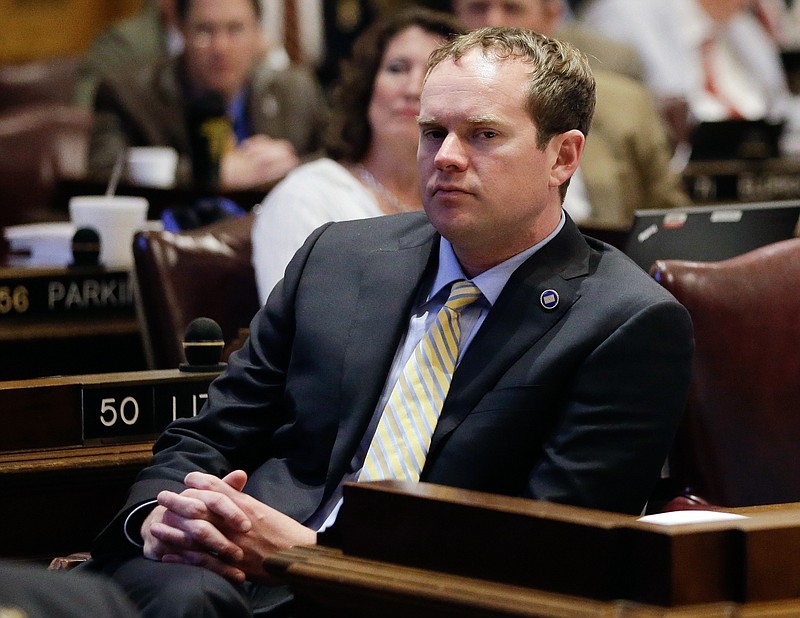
[580,70,690,230]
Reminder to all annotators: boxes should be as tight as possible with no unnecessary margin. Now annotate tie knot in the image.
[444,280,482,312]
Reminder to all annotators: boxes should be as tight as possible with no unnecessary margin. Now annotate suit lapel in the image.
[328,218,439,476]
[428,217,592,457]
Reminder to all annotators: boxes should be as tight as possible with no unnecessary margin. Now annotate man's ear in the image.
[548,129,585,189]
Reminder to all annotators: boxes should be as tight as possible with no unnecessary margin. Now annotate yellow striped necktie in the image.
[359,280,483,482]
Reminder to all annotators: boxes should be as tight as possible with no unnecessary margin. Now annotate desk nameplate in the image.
[0,370,217,450]
[82,379,211,443]
[0,267,134,320]
[683,158,800,203]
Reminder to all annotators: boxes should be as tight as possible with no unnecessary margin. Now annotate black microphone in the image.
[185,92,232,192]
[179,317,227,372]
[70,227,101,267]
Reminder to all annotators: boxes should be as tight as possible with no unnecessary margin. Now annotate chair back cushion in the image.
[133,213,260,369]
[652,238,800,506]
[0,56,80,112]
[0,104,90,227]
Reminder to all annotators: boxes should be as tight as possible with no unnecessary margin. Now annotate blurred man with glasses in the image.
[88,0,327,192]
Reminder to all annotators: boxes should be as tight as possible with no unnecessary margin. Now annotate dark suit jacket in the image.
[94,212,693,556]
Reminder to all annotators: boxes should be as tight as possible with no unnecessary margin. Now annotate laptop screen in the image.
[623,200,800,271]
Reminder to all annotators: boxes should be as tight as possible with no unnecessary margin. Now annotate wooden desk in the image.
[683,157,800,204]
[0,264,146,380]
[263,483,800,617]
[267,545,800,618]
[0,369,218,559]
[0,443,152,560]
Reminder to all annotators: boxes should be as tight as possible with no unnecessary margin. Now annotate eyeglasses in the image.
[186,21,255,47]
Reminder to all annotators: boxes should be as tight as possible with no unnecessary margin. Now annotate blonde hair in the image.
[427,26,596,148]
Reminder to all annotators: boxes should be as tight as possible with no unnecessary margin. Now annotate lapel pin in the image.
[540,289,559,310]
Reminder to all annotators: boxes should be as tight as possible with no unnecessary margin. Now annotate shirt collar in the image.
[428,210,566,306]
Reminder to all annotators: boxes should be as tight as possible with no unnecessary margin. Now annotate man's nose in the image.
[434,133,467,170]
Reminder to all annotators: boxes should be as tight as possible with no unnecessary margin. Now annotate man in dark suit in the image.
[87,26,693,617]
[88,0,328,192]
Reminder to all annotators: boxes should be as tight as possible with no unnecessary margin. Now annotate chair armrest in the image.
[48,551,91,571]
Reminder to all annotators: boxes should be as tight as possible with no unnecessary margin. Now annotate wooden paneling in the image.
[0,443,152,559]
[265,544,800,618]
[0,0,144,63]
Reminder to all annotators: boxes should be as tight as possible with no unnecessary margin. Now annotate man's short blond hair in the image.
[427,26,596,149]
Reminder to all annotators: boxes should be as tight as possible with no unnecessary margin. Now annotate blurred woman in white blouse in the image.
[251,7,462,302]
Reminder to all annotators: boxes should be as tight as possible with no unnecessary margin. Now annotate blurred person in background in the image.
[87,0,328,193]
[76,0,318,108]
[579,0,800,154]
[451,0,644,79]
[252,7,462,301]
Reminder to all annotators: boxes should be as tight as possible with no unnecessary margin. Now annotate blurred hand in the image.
[220,136,300,190]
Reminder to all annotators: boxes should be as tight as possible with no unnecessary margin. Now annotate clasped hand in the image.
[141,470,316,583]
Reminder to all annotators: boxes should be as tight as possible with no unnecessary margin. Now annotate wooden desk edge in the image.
[0,368,214,390]
[0,316,140,341]
[0,442,153,474]
[264,545,800,617]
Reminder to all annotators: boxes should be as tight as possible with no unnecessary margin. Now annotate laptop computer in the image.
[623,200,800,271]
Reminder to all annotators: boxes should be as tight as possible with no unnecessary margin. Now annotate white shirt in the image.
[251,158,383,302]
[562,167,592,224]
